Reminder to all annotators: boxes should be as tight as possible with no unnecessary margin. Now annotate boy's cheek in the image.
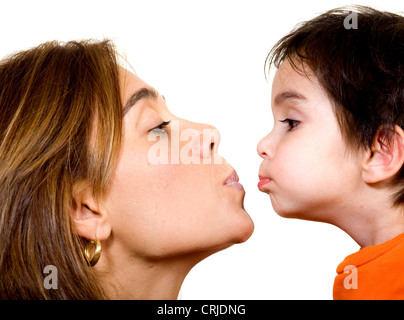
[274,152,337,198]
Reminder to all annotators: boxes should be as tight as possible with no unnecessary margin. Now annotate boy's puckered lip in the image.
[258,175,272,190]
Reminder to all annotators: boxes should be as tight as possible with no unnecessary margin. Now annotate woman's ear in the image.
[71,180,111,241]
[362,125,404,184]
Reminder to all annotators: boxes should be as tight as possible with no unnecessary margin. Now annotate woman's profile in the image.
[0,39,254,299]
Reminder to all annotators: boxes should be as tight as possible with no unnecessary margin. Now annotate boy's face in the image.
[257,60,363,223]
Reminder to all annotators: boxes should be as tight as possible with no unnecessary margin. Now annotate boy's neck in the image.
[336,187,404,248]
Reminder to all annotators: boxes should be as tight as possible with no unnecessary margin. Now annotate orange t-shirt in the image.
[333,232,404,299]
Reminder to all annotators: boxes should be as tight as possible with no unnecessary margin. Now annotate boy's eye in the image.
[149,120,171,135]
[279,118,300,131]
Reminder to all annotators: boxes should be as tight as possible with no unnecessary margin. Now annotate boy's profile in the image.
[257,5,404,299]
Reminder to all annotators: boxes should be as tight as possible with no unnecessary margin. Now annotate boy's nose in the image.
[257,133,273,160]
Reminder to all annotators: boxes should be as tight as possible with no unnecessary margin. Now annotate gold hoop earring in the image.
[84,238,101,267]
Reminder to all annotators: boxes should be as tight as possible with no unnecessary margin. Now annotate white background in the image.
[1,0,402,299]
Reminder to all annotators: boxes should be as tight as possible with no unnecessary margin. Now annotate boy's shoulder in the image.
[334,232,404,299]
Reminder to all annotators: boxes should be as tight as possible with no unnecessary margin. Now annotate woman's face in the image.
[101,68,254,259]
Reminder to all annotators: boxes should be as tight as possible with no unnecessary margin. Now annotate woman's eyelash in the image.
[150,120,171,133]
[156,121,171,129]
[279,118,300,131]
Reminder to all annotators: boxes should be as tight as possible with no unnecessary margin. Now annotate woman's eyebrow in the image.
[123,87,158,116]
[274,90,307,106]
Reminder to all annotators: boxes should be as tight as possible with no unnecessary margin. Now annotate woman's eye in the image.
[149,120,171,135]
[279,118,300,131]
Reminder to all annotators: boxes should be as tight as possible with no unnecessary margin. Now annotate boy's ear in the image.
[71,180,111,241]
[362,125,404,184]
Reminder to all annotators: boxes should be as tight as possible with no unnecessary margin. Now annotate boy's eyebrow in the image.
[274,90,307,105]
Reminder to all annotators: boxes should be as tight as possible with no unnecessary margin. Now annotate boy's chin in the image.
[270,196,319,221]
[271,200,334,224]
[274,208,303,220]
[269,195,298,218]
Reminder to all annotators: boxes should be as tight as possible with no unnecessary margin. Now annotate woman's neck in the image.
[96,254,195,299]
[94,240,217,299]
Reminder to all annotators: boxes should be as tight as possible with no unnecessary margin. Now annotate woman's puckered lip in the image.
[224,170,245,192]
[224,170,240,185]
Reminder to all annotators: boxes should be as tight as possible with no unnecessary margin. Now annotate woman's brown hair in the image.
[0,39,123,299]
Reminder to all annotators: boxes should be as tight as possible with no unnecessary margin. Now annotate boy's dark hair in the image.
[266,5,404,205]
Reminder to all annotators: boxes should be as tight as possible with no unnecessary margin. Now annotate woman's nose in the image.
[257,133,274,160]
[197,123,221,160]
[182,120,221,161]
